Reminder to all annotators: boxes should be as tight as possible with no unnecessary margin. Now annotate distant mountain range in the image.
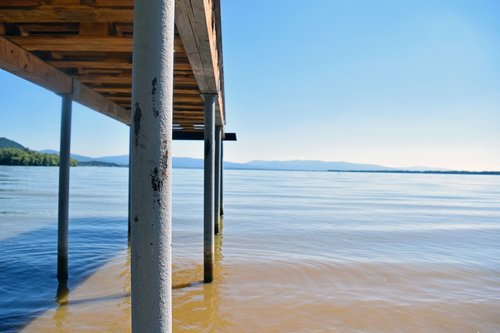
[40,150,129,165]
[38,149,445,171]
[1,137,451,171]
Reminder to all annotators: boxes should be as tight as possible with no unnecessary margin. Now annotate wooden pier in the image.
[0,1,233,331]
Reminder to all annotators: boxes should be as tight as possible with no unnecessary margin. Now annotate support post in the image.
[57,94,72,286]
[214,126,222,235]
[203,94,216,283]
[220,139,224,216]
[130,0,174,332]
[127,152,131,244]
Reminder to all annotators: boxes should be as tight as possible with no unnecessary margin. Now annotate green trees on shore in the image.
[0,148,77,166]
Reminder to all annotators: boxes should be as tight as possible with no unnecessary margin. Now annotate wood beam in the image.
[0,36,71,93]
[0,36,129,123]
[175,0,225,126]
[79,22,109,35]
[8,36,132,52]
[72,81,129,123]
[76,75,131,84]
[0,9,133,23]
[175,0,216,93]
[49,60,132,69]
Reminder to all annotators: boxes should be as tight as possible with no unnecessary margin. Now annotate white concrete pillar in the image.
[57,94,72,286]
[130,0,175,331]
[203,94,216,283]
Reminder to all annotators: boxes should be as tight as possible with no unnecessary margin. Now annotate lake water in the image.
[1,166,499,332]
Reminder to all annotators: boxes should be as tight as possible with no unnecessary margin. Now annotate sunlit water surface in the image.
[1,166,499,332]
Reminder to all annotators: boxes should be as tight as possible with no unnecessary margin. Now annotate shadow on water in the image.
[0,217,127,332]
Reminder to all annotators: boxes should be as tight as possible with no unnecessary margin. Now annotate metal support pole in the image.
[127,152,131,244]
[130,0,174,331]
[57,94,72,285]
[203,94,216,283]
[214,126,222,235]
[220,140,224,216]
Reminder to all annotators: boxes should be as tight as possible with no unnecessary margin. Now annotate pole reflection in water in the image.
[55,282,69,305]
[173,232,231,332]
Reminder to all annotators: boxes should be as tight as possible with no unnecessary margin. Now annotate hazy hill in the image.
[0,138,77,166]
[37,149,443,172]
[96,154,129,165]
[0,137,25,150]
[236,160,395,171]
[40,149,94,162]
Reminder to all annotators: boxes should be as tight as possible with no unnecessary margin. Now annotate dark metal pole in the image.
[57,94,72,285]
[127,152,131,244]
[214,126,221,235]
[203,94,216,283]
[220,139,224,217]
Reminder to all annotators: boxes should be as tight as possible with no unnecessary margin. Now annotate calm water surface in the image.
[1,166,499,332]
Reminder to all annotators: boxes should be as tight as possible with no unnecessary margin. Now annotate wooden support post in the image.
[130,0,174,331]
[214,126,222,235]
[57,94,72,286]
[203,94,216,283]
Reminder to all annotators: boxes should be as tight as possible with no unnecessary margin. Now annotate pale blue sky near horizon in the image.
[1,0,499,171]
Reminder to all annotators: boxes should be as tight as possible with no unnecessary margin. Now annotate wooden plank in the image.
[8,36,132,52]
[174,95,203,103]
[174,88,200,95]
[76,75,131,84]
[6,1,134,8]
[175,0,213,93]
[79,22,109,35]
[92,0,134,7]
[48,60,132,69]
[15,23,79,34]
[174,105,204,110]
[108,95,130,100]
[0,1,43,6]
[174,115,204,119]
[214,0,226,125]
[173,111,204,115]
[93,87,131,93]
[175,0,225,126]
[0,36,71,93]
[0,36,129,123]
[72,80,129,123]
[77,68,125,75]
[0,9,133,23]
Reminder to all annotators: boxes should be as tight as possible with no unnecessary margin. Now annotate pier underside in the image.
[0,0,227,132]
[1,1,231,332]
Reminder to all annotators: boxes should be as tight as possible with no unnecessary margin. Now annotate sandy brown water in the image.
[2,167,500,332]
[23,235,500,333]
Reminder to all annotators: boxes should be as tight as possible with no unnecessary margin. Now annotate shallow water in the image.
[1,166,499,332]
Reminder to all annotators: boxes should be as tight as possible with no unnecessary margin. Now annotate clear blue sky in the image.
[1,0,499,170]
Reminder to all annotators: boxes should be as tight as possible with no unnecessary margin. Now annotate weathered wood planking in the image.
[0,9,133,23]
[8,36,133,52]
[0,36,71,93]
[175,0,225,125]
[0,0,226,132]
[0,36,129,122]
